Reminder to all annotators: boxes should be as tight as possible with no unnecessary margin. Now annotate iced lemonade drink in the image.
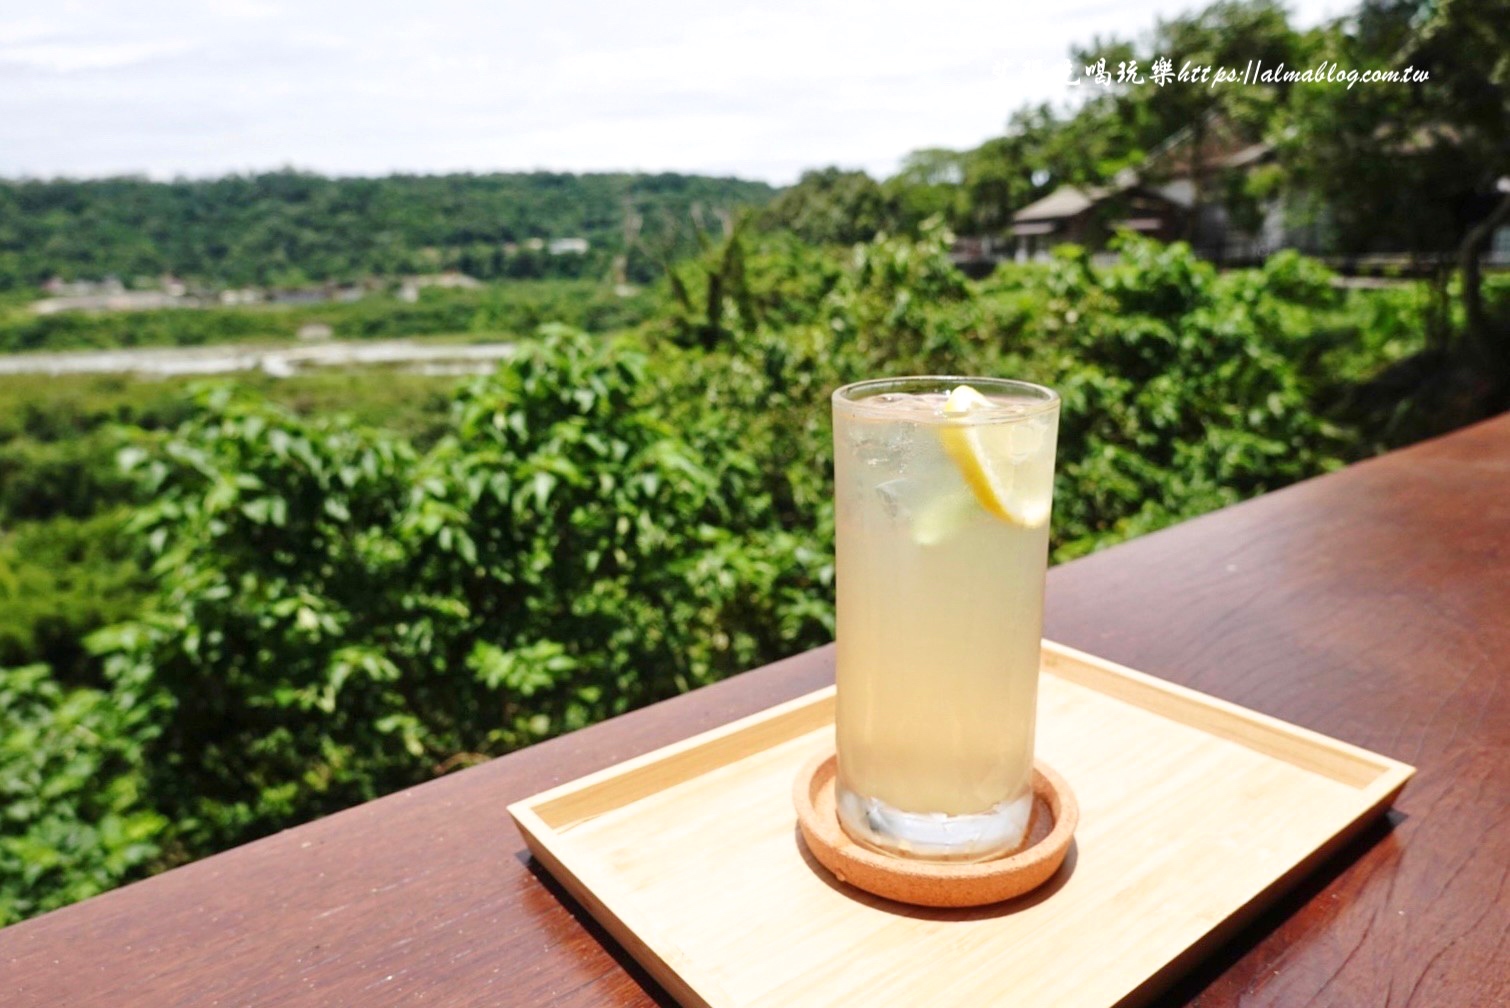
[832,377,1059,861]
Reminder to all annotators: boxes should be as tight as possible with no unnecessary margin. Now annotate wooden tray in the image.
[508,641,1413,1008]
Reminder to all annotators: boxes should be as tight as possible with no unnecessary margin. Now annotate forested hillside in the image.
[0,171,774,289]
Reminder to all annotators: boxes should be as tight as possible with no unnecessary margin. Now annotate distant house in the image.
[1010,183,1187,261]
[1001,115,1314,265]
[270,289,328,306]
[38,275,128,300]
[32,273,191,314]
[547,237,589,255]
[1140,121,1509,268]
[975,113,1510,272]
[397,271,482,303]
[32,291,182,314]
[1135,119,1312,264]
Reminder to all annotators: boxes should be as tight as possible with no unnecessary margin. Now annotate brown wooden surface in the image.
[4,414,1509,1007]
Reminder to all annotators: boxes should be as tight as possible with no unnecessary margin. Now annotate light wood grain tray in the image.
[508,641,1413,1008]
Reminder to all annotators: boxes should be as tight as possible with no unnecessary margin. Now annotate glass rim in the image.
[832,375,1060,422]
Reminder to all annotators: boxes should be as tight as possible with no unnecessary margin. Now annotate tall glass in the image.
[832,376,1059,861]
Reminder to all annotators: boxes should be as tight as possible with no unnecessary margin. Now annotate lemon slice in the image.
[938,385,1052,529]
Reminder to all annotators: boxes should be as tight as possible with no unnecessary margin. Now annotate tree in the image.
[1278,0,1510,429]
[1069,1,1305,240]
[883,149,966,230]
[1409,0,1510,358]
[759,168,897,245]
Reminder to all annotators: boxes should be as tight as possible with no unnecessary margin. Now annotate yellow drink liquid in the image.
[832,379,1058,861]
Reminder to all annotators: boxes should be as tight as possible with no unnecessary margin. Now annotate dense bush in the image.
[86,327,830,856]
[0,512,146,679]
[0,372,202,454]
[0,663,164,926]
[0,371,463,687]
[651,228,1359,561]
[0,431,141,522]
[0,306,284,353]
[1028,241,1349,556]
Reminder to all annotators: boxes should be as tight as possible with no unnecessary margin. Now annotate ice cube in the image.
[1007,420,1044,462]
[875,478,911,520]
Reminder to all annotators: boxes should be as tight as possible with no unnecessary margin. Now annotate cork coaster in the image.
[793,750,1078,908]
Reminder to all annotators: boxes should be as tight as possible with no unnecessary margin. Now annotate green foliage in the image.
[90,327,830,853]
[0,430,141,522]
[0,368,461,739]
[1038,239,1348,555]
[0,370,463,494]
[98,390,426,849]
[0,363,504,928]
[657,227,1358,562]
[830,221,979,365]
[0,279,657,355]
[0,512,147,679]
[0,304,283,354]
[0,373,197,442]
[0,663,165,925]
[657,228,845,351]
[759,168,896,246]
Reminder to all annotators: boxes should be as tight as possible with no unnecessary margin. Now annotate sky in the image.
[0,0,1357,186]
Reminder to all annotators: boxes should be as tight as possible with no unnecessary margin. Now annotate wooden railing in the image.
[3,413,1509,1007]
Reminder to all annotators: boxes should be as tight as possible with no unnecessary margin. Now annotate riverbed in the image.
[0,338,517,378]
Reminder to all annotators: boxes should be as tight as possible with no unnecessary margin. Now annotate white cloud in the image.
[213,0,282,19]
[0,39,196,73]
[0,16,58,47]
[0,0,1360,184]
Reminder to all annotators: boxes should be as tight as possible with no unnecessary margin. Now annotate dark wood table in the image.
[4,414,1509,1007]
